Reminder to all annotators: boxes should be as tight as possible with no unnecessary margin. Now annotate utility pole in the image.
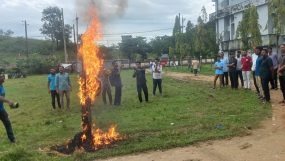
[73,24,77,55]
[61,8,68,63]
[24,20,29,58]
[76,14,79,45]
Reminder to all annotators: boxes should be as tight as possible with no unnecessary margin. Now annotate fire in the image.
[77,7,122,150]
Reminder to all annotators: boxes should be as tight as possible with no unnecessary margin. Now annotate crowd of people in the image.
[214,44,285,104]
[46,58,164,110]
[2,44,284,143]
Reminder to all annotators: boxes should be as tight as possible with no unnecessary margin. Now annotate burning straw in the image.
[51,5,122,155]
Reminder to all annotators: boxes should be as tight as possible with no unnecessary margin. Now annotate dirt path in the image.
[99,72,285,161]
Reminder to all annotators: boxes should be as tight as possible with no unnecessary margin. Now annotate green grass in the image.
[0,70,271,161]
[165,64,215,75]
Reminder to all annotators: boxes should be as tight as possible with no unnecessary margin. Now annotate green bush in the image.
[16,54,59,74]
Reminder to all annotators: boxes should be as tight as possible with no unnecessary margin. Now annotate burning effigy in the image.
[51,4,122,155]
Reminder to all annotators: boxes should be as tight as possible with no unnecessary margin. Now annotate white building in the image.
[210,0,285,55]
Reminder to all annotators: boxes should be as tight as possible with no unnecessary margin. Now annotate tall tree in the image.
[185,20,194,33]
[119,36,150,62]
[248,6,262,48]
[269,0,285,47]
[236,5,262,49]
[173,15,181,36]
[64,24,73,43]
[195,16,207,60]
[40,7,62,48]
[205,21,219,58]
[149,36,174,57]
[201,6,208,23]
[236,9,250,49]
[185,20,196,58]
[40,7,72,49]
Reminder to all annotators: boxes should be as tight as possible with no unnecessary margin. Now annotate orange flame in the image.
[78,15,102,106]
[78,7,122,150]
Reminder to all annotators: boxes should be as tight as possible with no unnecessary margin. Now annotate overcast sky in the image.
[0,0,215,45]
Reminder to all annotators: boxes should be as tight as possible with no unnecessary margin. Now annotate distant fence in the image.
[73,58,215,72]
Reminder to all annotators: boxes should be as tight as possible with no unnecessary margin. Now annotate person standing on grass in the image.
[0,75,15,143]
[213,55,223,89]
[255,46,264,100]
[260,48,274,102]
[252,47,262,96]
[221,52,229,87]
[228,53,238,89]
[149,60,154,72]
[100,68,112,105]
[48,68,61,110]
[278,44,285,104]
[56,66,71,111]
[152,59,163,96]
[192,59,199,76]
[236,51,244,88]
[110,61,122,106]
[188,57,192,71]
[268,47,278,90]
[133,61,148,103]
[241,51,252,89]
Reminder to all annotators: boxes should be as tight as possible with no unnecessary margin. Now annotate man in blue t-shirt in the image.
[213,55,224,89]
[56,66,72,111]
[0,75,16,143]
[48,68,61,109]
[255,46,264,99]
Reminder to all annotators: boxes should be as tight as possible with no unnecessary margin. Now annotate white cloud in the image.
[0,0,215,44]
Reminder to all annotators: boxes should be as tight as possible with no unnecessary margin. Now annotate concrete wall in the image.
[257,4,268,35]
[218,18,225,39]
[229,0,246,6]
[232,12,243,40]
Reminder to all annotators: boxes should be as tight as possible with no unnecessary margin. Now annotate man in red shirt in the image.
[241,51,253,89]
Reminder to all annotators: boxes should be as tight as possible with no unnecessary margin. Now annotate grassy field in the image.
[165,64,215,76]
[0,70,270,161]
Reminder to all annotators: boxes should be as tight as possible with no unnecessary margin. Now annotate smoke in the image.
[76,0,128,23]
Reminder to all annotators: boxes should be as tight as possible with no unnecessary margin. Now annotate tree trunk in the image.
[180,55,182,68]
[277,34,280,55]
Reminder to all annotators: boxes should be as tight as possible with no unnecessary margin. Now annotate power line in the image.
[24,27,173,43]
[102,28,173,36]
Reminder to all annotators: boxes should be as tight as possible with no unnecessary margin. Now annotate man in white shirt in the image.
[221,52,229,87]
[251,47,261,95]
[192,59,199,76]
[152,59,162,96]
[236,51,244,88]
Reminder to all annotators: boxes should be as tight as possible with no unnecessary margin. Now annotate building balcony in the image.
[216,0,268,19]
[221,34,284,51]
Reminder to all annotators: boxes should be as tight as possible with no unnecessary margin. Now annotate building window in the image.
[231,15,235,40]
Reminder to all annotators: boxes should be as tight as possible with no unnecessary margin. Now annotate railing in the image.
[216,0,268,18]
[221,34,281,51]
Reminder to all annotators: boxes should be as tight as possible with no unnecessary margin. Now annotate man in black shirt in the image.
[260,48,274,102]
[110,61,122,106]
[228,53,238,89]
[278,44,285,104]
[133,61,149,103]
